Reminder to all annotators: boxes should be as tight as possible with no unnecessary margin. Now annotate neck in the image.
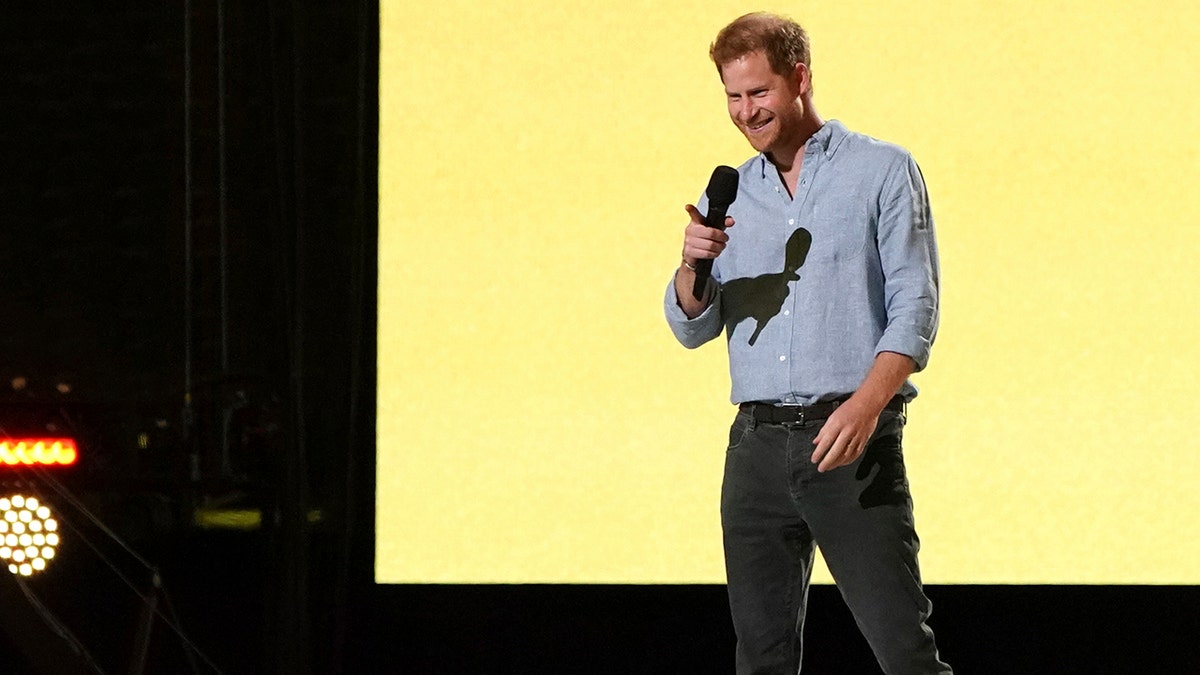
[767,110,824,173]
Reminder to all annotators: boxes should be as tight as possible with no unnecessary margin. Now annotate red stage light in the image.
[0,439,78,466]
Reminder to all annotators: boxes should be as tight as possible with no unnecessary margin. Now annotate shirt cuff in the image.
[664,275,722,349]
[875,328,933,372]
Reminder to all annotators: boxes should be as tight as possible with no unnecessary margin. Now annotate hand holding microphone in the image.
[683,166,740,300]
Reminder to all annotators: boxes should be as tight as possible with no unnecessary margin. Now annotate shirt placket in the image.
[780,148,824,404]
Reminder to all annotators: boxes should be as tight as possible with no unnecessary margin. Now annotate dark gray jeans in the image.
[721,407,952,675]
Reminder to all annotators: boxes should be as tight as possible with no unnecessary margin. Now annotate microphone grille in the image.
[706,165,739,206]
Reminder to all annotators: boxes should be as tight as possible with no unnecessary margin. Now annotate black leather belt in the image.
[739,396,905,425]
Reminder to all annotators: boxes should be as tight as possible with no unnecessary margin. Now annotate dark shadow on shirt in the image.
[721,227,812,346]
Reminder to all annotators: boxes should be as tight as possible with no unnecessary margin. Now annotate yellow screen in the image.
[378,1,1200,584]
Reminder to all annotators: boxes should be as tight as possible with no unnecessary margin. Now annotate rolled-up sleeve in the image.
[663,274,723,349]
[874,155,940,371]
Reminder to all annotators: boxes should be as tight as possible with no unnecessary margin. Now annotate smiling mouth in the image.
[746,118,772,133]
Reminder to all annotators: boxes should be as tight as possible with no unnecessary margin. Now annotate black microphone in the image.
[692,165,739,300]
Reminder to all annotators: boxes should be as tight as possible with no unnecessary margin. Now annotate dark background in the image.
[0,3,1196,673]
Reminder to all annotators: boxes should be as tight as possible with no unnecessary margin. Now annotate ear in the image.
[792,62,811,97]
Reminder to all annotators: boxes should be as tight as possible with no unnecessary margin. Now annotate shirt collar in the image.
[754,119,848,179]
[806,119,846,156]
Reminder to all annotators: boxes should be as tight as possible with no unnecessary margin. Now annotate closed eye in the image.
[728,89,769,101]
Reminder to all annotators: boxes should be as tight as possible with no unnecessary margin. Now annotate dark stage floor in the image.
[3,531,1198,673]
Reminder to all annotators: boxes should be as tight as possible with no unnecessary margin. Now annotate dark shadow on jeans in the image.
[721,227,812,346]
[855,433,911,509]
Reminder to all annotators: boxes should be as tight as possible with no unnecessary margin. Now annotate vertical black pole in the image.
[182,0,198,485]
[279,1,310,671]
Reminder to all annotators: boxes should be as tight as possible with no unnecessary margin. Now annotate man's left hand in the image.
[811,398,880,473]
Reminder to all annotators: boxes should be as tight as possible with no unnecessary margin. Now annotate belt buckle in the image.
[780,404,804,427]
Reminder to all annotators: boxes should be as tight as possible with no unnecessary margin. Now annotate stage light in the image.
[0,439,77,466]
[0,495,59,576]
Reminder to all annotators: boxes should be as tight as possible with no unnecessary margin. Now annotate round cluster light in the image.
[0,494,59,576]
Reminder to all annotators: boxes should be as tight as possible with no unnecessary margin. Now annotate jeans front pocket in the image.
[726,410,753,452]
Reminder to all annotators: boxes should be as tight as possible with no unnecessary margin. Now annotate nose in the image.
[737,98,757,123]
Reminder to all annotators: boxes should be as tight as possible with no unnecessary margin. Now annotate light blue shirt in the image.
[664,120,939,405]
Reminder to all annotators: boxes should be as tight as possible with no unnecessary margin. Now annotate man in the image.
[664,12,952,675]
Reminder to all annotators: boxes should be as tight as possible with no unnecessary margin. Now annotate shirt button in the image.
[783,310,790,316]
[778,355,787,362]
[788,219,794,225]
